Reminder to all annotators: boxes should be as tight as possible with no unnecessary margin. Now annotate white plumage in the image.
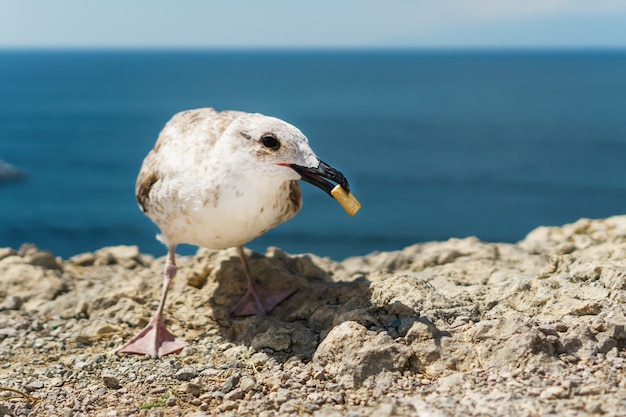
[119,108,352,358]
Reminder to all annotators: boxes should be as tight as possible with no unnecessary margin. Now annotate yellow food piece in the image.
[331,185,361,216]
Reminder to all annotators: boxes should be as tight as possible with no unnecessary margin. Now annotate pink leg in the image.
[118,245,188,358]
[231,246,296,316]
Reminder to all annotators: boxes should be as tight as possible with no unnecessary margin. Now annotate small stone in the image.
[69,252,96,266]
[577,385,603,396]
[25,380,44,392]
[49,377,64,387]
[585,400,603,414]
[175,366,198,381]
[18,243,39,256]
[28,251,61,269]
[330,392,344,404]
[239,376,256,393]
[150,386,169,395]
[405,320,437,343]
[250,352,270,366]
[93,354,106,363]
[219,400,238,412]
[0,327,17,338]
[74,360,91,370]
[251,327,291,351]
[555,323,569,333]
[450,316,471,329]
[538,324,558,337]
[102,372,121,389]
[0,247,17,261]
[0,295,22,311]
[275,388,291,404]
[95,245,141,266]
[223,388,244,401]
[221,374,240,393]
[539,386,567,399]
[31,320,44,331]
[180,382,202,397]
[308,392,324,403]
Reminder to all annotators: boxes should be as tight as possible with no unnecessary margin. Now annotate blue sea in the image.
[1,50,625,260]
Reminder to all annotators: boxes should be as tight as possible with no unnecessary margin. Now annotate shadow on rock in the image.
[183,246,470,388]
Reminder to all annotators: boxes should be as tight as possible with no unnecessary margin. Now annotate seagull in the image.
[118,108,353,358]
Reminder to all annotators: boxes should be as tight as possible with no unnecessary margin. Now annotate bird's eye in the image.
[261,135,280,150]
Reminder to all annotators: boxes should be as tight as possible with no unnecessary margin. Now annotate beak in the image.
[290,160,350,196]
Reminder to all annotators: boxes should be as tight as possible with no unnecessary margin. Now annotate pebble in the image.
[275,388,291,404]
[102,372,121,389]
[0,247,17,260]
[239,376,257,393]
[450,316,471,329]
[0,327,17,338]
[180,382,203,397]
[175,365,198,381]
[221,374,240,393]
[249,352,270,366]
[538,324,558,336]
[25,380,45,392]
[69,252,96,266]
[224,388,244,401]
[540,386,568,400]
[555,323,569,332]
[28,251,61,269]
[0,295,22,311]
[150,386,169,395]
[251,327,291,351]
[218,400,238,412]
[49,377,64,387]
[585,400,604,414]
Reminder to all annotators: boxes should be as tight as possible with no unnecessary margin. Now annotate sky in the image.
[1,0,626,49]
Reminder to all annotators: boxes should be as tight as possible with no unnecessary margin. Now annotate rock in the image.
[404,318,439,344]
[27,250,62,270]
[0,247,17,261]
[223,388,244,401]
[2,215,626,416]
[24,380,44,392]
[313,321,411,388]
[180,383,203,397]
[540,386,568,400]
[239,376,256,393]
[94,245,141,267]
[101,371,121,389]
[221,375,240,393]
[0,160,24,183]
[0,295,22,311]
[370,274,452,317]
[68,252,97,266]
[249,352,270,366]
[175,366,198,381]
[251,327,291,351]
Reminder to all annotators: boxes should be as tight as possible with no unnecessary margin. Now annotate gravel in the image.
[0,216,625,415]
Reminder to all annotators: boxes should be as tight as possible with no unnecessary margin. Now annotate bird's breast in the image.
[148,178,302,249]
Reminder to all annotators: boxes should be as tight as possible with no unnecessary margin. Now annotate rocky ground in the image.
[1,216,626,416]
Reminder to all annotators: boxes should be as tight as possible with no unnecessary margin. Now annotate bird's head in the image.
[223,113,350,195]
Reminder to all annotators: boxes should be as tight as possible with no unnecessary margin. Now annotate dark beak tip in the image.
[291,161,349,196]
